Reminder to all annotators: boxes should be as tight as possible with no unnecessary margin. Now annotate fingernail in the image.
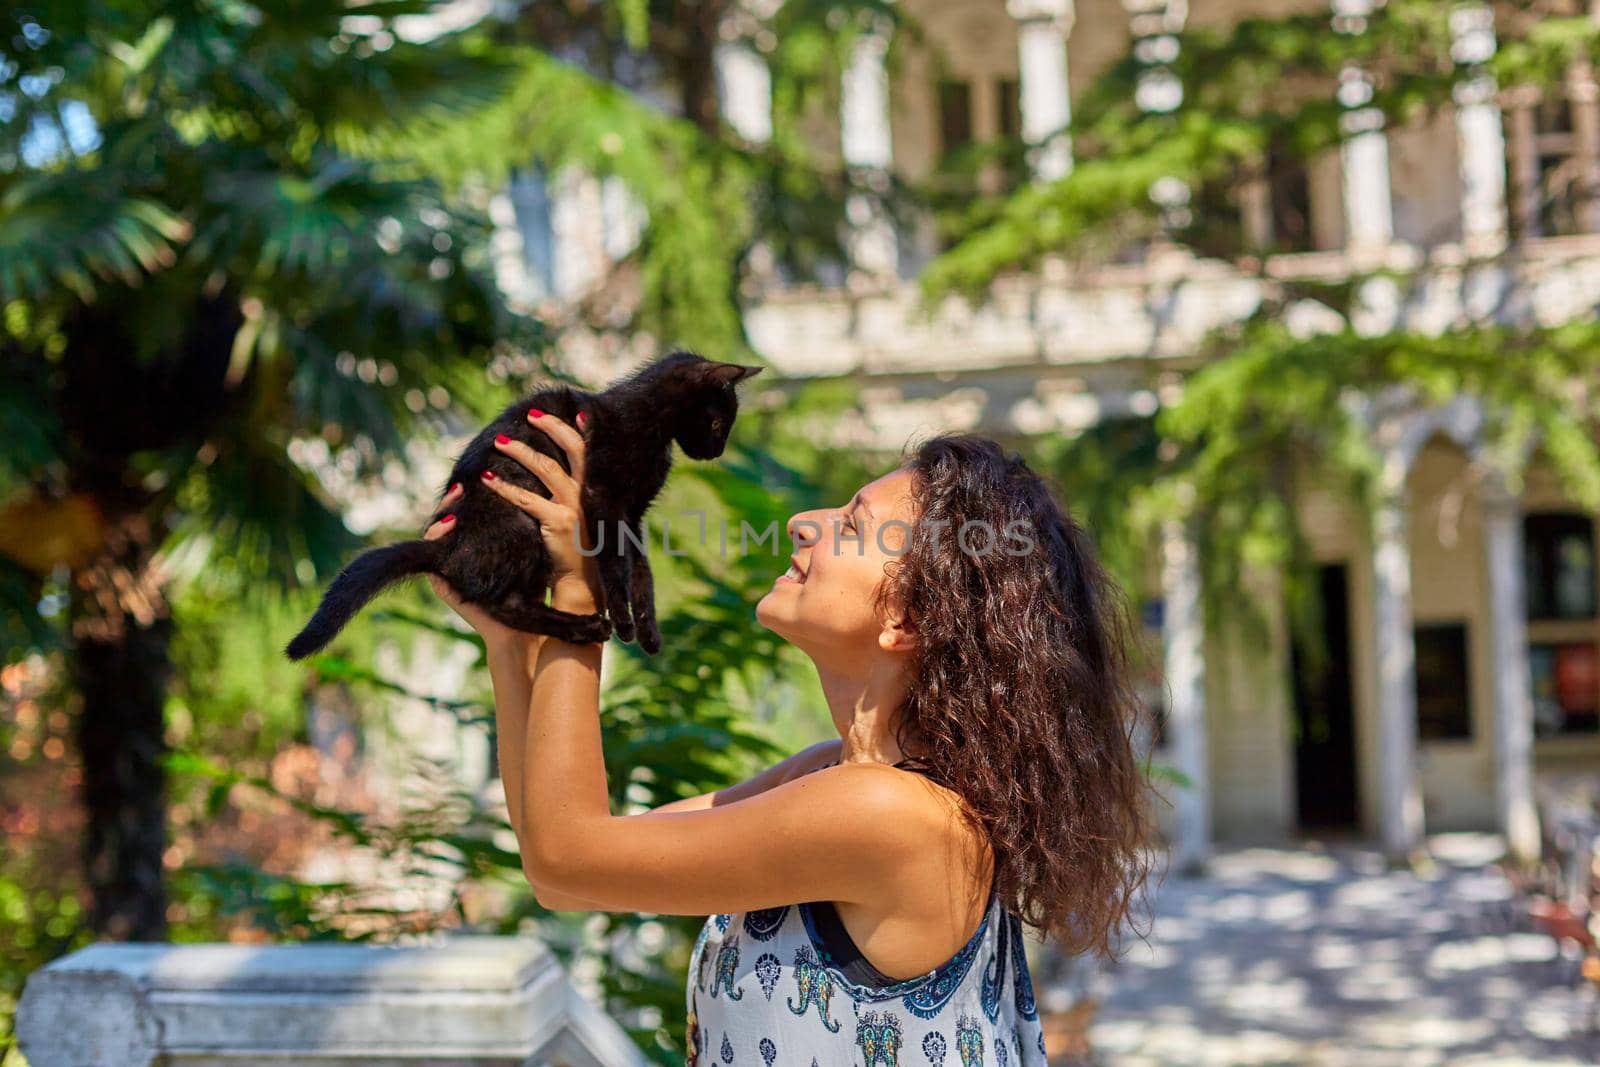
[528,408,544,418]
[481,470,496,481]
[495,434,510,445]
[450,483,461,494]
[441,513,456,523]
[576,411,587,427]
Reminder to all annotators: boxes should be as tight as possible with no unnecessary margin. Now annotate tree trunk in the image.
[676,0,724,134]
[69,510,173,941]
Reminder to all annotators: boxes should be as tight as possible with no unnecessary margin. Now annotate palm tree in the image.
[0,0,545,940]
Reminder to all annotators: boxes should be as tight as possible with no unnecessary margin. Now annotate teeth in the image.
[785,563,803,582]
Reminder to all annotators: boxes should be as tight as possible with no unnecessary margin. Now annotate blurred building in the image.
[507,0,1600,869]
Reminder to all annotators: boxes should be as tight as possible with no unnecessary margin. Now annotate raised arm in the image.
[463,412,930,916]
[480,621,838,910]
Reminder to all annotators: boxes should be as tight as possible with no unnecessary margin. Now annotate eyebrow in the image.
[852,494,874,521]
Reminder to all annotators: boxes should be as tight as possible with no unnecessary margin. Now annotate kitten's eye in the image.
[711,418,724,433]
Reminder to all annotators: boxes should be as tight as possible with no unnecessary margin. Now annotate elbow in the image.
[528,879,567,911]
[521,826,585,893]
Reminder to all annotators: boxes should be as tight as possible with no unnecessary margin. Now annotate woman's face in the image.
[755,467,918,663]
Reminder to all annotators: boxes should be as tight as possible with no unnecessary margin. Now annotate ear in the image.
[705,362,765,386]
[877,609,919,655]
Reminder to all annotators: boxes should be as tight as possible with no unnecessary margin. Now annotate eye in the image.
[711,417,724,433]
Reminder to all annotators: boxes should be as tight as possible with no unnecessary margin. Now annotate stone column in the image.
[1482,476,1541,864]
[1333,0,1395,254]
[1450,4,1508,254]
[1161,516,1210,872]
[1371,458,1425,861]
[841,9,898,280]
[1006,0,1076,182]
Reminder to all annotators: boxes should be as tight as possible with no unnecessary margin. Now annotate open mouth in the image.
[778,555,807,585]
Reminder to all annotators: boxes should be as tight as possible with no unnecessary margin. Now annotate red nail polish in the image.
[495,434,510,445]
[481,470,496,481]
[576,411,587,427]
[450,483,461,494]
[528,408,544,418]
[441,513,456,523]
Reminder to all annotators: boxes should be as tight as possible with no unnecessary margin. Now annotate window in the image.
[1524,513,1596,620]
[1531,642,1600,736]
[1534,93,1584,237]
[1506,88,1598,239]
[996,78,1021,141]
[995,78,1027,192]
[1414,623,1471,740]
[937,79,973,159]
[1265,130,1314,253]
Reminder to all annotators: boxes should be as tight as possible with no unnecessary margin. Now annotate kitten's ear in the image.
[705,362,764,387]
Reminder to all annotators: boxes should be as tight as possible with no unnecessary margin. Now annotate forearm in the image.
[484,633,539,842]
[485,626,612,910]
[520,578,612,882]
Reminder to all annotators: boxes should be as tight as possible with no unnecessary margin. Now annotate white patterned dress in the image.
[683,768,1047,1066]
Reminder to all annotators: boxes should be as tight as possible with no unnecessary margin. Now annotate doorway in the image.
[1290,563,1360,829]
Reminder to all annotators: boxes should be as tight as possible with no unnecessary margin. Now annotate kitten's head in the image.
[661,354,764,459]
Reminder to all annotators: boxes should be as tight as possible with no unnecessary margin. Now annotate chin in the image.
[754,593,801,644]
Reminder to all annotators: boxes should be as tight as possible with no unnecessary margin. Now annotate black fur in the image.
[284,350,763,660]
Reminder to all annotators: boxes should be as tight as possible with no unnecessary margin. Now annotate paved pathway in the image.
[1046,834,1600,1066]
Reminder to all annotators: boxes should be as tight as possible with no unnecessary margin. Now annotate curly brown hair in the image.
[877,432,1155,960]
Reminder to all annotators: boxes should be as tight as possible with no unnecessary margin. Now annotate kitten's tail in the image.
[284,539,443,661]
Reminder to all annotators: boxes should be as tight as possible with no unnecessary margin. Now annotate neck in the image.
[605,392,676,450]
[815,656,911,766]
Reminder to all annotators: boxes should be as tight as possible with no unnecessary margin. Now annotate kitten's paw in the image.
[564,613,613,645]
[639,620,662,655]
[612,614,636,642]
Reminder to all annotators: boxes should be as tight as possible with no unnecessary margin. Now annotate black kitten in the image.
[284,350,763,660]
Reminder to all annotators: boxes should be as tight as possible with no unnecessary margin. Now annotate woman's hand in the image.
[422,483,523,649]
[480,409,602,614]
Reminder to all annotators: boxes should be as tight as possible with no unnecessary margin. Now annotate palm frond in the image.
[0,172,190,302]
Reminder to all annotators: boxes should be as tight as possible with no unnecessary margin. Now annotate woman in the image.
[423,411,1153,1065]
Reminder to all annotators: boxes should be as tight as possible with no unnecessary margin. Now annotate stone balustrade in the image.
[744,237,1600,385]
[15,936,648,1067]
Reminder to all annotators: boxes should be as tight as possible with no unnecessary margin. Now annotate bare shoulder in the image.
[821,762,995,940]
[801,760,976,855]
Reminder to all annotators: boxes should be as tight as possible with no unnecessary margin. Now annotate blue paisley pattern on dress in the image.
[711,940,745,1001]
[1007,915,1037,1021]
[744,906,789,941]
[900,910,989,1020]
[684,877,1044,1065]
[756,953,782,1000]
[979,903,1008,1023]
[855,1010,904,1066]
[786,945,842,1032]
[955,1014,985,1067]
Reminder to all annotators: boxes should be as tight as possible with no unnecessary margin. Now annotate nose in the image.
[787,508,826,548]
